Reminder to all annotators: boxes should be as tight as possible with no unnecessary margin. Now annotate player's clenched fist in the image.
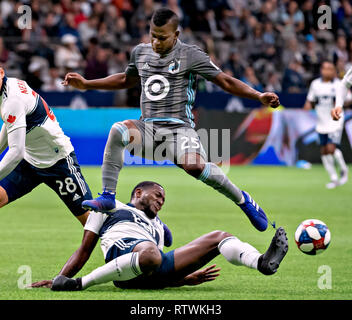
[331,106,343,121]
[62,73,88,90]
[259,92,280,108]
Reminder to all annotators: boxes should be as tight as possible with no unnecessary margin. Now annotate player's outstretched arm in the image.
[62,72,140,91]
[57,230,99,278]
[211,72,280,108]
[0,125,8,154]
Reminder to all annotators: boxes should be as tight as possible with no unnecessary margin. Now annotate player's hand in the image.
[259,92,280,108]
[30,280,53,288]
[331,107,343,121]
[62,73,88,90]
[184,264,221,286]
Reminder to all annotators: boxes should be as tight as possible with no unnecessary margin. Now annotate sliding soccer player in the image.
[0,67,92,225]
[63,8,280,232]
[31,181,288,291]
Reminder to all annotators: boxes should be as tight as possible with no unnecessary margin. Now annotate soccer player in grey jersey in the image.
[63,8,280,232]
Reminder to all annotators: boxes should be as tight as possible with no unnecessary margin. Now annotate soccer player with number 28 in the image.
[0,67,92,225]
[63,9,280,232]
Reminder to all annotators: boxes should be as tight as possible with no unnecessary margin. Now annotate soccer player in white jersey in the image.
[30,181,288,291]
[304,61,350,189]
[0,68,92,225]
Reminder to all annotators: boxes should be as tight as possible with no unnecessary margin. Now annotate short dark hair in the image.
[151,8,179,30]
[130,181,164,200]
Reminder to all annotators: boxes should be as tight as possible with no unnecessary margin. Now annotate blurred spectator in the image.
[282,37,303,67]
[43,11,60,38]
[78,14,99,46]
[240,66,264,91]
[26,60,44,90]
[332,35,349,64]
[55,34,83,73]
[42,67,65,92]
[222,48,246,79]
[302,34,323,79]
[108,49,128,75]
[84,44,111,80]
[0,37,9,66]
[282,59,306,93]
[265,72,282,92]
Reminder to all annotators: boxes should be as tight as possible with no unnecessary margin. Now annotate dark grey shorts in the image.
[129,120,207,164]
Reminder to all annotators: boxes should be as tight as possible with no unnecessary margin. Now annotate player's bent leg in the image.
[82,120,142,212]
[180,153,268,231]
[52,241,162,291]
[0,186,9,208]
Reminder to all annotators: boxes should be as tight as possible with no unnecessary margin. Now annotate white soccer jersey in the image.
[307,77,345,134]
[342,67,352,88]
[84,200,165,259]
[0,77,73,168]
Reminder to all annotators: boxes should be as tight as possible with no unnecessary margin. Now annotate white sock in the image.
[321,154,338,181]
[81,252,142,289]
[334,149,348,172]
[218,236,261,269]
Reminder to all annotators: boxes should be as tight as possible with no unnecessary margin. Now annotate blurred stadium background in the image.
[2,0,352,167]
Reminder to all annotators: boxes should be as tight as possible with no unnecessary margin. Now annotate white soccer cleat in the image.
[326,181,339,189]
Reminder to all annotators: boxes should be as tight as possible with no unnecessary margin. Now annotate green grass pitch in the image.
[0,165,351,300]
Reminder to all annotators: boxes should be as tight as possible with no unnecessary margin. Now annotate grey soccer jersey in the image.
[125,40,222,128]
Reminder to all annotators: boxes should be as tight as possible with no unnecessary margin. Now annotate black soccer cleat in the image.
[257,227,288,276]
[51,275,82,291]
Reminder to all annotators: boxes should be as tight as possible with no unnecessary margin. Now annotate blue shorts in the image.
[318,130,343,146]
[0,151,92,216]
[105,237,175,286]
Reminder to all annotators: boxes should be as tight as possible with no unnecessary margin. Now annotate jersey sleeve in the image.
[1,97,26,134]
[84,211,107,235]
[342,67,352,88]
[125,46,139,77]
[306,81,316,102]
[187,46,222,80]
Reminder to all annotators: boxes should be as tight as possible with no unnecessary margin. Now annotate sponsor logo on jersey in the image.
[144,75,170,101]
[7,114,16,123]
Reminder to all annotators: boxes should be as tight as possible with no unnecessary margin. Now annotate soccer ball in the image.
[295,219,331,255]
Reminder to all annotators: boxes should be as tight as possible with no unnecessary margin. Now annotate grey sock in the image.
[102,122,129,193]
[198,162,243,203]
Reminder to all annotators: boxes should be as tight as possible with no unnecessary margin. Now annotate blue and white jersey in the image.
[84,200,165,259]
[307,77,344,133]
[0,76,73,168]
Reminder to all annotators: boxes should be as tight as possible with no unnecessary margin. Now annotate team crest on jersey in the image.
[168,59,180,74]
[144,75,170,101]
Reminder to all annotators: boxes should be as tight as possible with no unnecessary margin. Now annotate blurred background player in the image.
[0,67,92,225]
[30,181,288,291]
[63,8,280,232]
[304,61,350,189]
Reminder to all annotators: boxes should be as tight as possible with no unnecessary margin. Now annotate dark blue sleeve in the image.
[157,217,173,247]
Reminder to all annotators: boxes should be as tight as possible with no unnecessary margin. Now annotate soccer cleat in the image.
[237,191,268,231]
[51,275,82,291]
[257,227,288,275]
[82,190,116,212]
[339,169,348,186]
[326,180,339,189]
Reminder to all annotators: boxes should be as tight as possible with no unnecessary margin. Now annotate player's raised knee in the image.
[138,243,162,274]
[208,230,233,244]
[182,162,205,178]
